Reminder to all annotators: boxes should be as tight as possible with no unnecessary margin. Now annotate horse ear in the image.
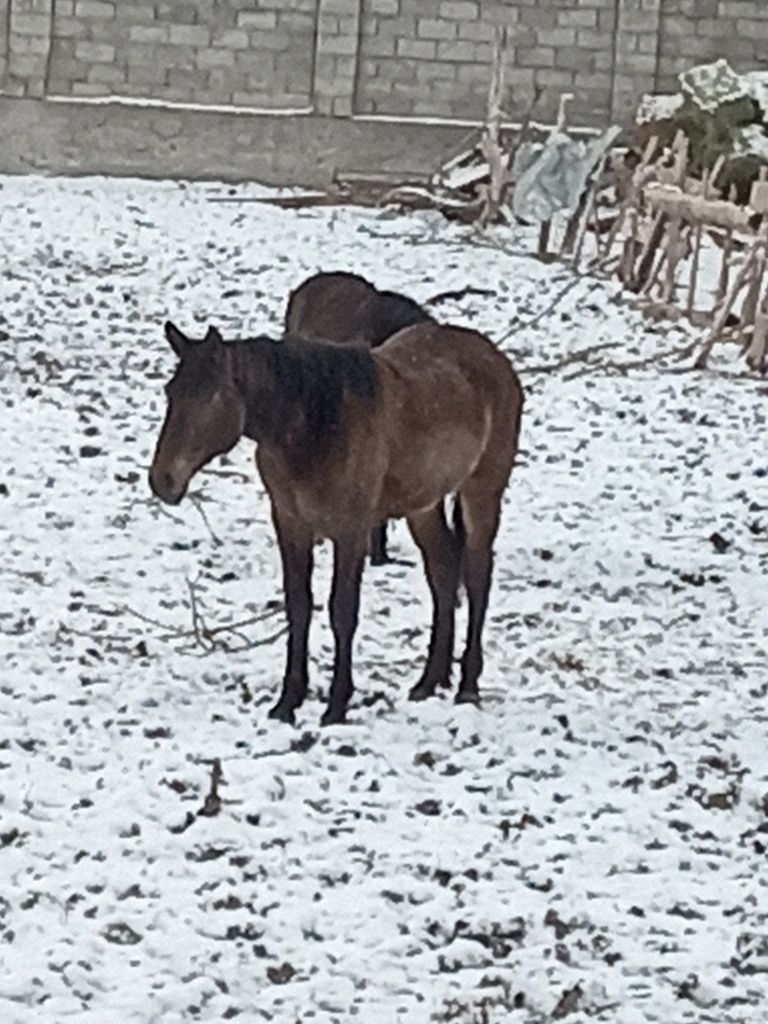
[204,325,224,346]
[164,321,188,357]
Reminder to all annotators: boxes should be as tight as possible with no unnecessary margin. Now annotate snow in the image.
[734,123,768,163]
[679,59,748,112]
[635,93,684,125]
[1,173,768,1024]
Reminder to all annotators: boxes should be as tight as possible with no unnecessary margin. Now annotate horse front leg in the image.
[269,521,313,725]
[321,537,367,726]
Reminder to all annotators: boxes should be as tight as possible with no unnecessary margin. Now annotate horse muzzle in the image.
[148,466,187,505]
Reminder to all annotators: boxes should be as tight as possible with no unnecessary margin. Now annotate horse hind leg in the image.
[369,521,389,566]
[321,534,367,726]
[453,484,504,706]
[406,502,461,702]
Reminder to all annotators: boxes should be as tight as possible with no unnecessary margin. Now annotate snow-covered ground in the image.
[1,174,767,1024]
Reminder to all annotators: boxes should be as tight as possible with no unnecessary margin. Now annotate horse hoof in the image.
[454,690,480,707]
[320,708,347,727]
[408,682,437,702]
[268,703,296,725]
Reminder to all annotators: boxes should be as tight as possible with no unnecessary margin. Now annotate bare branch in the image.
[188,494,223,547]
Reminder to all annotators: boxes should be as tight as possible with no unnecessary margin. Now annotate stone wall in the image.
[46,0,318,108]
[357,0,618,125]
[1,1,767,185]
[656,0,768,94]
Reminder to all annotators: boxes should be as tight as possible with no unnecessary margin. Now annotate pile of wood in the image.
[636,59,768,203]
[595,131,768,370]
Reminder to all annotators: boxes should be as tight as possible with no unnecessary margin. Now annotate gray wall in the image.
[1,1,767,185]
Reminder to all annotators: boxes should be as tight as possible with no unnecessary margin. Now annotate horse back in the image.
[372,322,522,515]
[285,271,432,348]
[375,321,521,411]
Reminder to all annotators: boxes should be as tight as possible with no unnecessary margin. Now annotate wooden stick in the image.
[572,155,609,268]
[687,219,704,319]
[593,135,658,270]
[641,248,668,298]
[633,211,668,292]
[478,26,509,227]
[662,216,686,305]
[685,166,718,320]
[538,220,552,260]
[695,240,763,369]
[740,221,768,335]
[715,184,739,308]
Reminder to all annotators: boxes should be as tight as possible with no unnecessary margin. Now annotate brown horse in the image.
[149,320,523,726]
[285,270,435,564]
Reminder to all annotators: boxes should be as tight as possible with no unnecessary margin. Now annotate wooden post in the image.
[695,239,762,369]
[479,27,510,227]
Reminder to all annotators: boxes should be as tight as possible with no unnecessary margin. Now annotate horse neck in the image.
[230,339,299,447]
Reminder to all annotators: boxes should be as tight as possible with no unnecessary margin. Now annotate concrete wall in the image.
[357,0,619,125]
[1,0,767,186]
[46,0,318,108]
[656,0,768,94]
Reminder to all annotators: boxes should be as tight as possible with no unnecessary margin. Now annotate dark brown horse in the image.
[149,320,523,726]
[285,270,435,564]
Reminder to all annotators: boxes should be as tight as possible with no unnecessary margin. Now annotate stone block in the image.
[555,45,598,72]
[439,1,478,22]
[155,1,197,23]
[88,62,127,83]
[247,29,292,52]
[168,24,211,46]
[9,34,50,55]
[736,17,768,39]
[114,4,156,23]
[129,25,169,43]
[318,33,358,55]
[237,10,278,30]
[279,11,317,32]
[196,47,237,69]
[74,0,114,17]
[577,28,610,49]
[417,17,457,40]
[719,0,763,16]
[519,6,557,30]
[75,40,116,62]
[210,28,250,50]
[515,45,556,68]
[540,27,577,47]
[436,38,488,60]
[456,21,496,42]
[361,35,397,56]
[10,12,50,35]
[167,67,211,90]
[71,81,111,95]
[558,8,599,28]
[397,38,437,59]
[534,67,576,88]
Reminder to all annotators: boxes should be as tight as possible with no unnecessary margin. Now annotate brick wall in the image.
[1,0,768,129]
[47,0,318,108]
[656,0,768,95]
[358,0,618,126]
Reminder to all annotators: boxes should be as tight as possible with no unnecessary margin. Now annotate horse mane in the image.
[369,289,434,347]
[238,335,379,457]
